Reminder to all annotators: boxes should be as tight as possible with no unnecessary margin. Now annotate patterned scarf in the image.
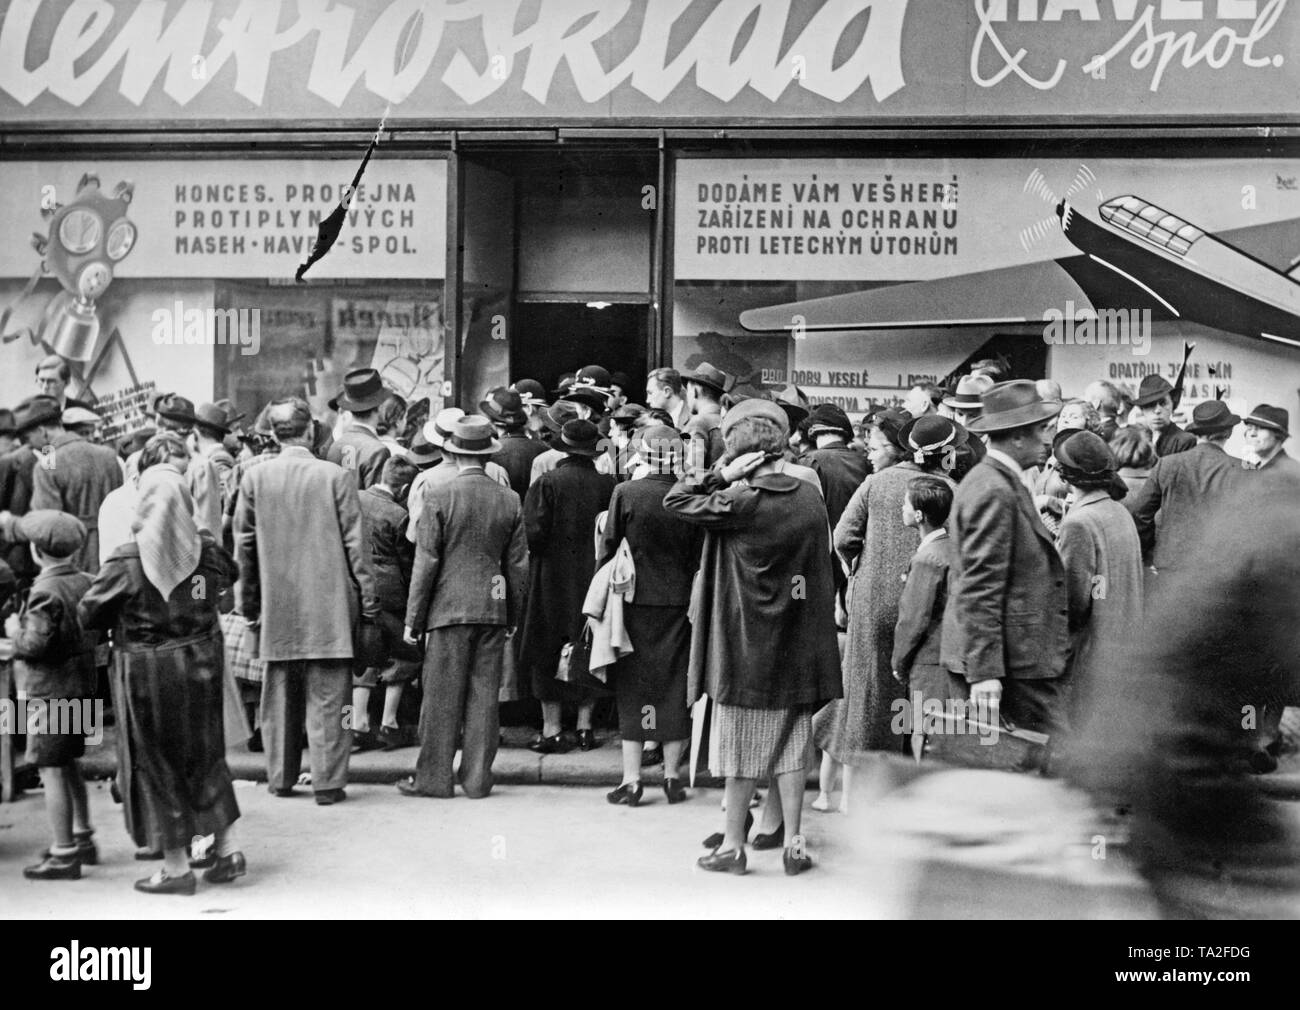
[132,463,202,600]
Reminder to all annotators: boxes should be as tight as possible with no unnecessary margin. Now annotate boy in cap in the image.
[4,511,98,880]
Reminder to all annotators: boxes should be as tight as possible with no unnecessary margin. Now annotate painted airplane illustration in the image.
[739,195,1300,349]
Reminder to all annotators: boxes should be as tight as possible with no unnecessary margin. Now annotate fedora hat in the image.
[331,367,387,413]
[943,373,994,410]
[1244,403,1289,438]
[193,402,231,435]
[542,400,580,436]
[511,378,549,408]
[407,429,440,465]
[214,398,245,426]
[806,403,854,440]
[422,407,465,448]
[559,418,603,456]
[966,381,1062,434]
[897,414,968,465]
[443,415,501,456]
[14,396,63,434]
[155,394,199,427]
[479,386,527,426]
[1185,399,1241,435]
[683,362,733,397]
[1134,374,1175,407]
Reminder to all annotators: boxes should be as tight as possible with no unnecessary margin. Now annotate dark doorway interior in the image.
[511,302,649,397]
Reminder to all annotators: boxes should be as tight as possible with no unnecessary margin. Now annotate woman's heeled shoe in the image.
[663,778,688,804]
[702,809,753,849]
[752,823,785,851]
[575,729,598,751]
[606,782,642,806]
[528,733,571,754]
[783,844,814,876]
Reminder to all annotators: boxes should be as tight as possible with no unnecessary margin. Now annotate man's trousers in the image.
[261,659,352,793]
[414,625,505,798]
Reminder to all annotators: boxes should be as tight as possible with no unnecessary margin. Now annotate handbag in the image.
[554,625,594,684]
[923,712,1052,774]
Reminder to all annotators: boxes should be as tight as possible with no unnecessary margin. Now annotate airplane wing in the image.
[738,260,1092,332]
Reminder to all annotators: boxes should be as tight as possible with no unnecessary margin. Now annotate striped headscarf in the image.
[132,462,202,600]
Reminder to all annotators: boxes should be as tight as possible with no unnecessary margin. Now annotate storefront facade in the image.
[3,0,1298,449]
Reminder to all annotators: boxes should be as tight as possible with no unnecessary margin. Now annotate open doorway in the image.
[511,301,649,397]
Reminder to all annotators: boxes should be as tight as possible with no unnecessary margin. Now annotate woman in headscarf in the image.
[815,413,961,810]
[79,434,244,896]
[597,426,701,806]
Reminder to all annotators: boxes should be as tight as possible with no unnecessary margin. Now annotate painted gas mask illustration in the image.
[32,174,137,361]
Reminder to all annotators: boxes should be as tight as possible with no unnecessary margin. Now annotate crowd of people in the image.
[2,349,1297,892]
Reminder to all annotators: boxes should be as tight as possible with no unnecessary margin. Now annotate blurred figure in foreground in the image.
[1070,471,1300,919]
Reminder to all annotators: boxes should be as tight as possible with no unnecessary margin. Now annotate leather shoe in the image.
[268,785,295,798]
[203,852,247,884]
[752,823,785,850]
[702,810,753,849]
[663,778,688,805]
[575,729,599,751]
[606,782,642,806]
[314,788,346,806]
[396,777,440,798]
[697,848,747,875]
[379,725,410,751]
[134,870,196,895]
[783,844,813,876]
[351,730,384,754]
[528,733,571,754]
[134,847,164,860]
[42,832,97,866]
[24,855,81,881]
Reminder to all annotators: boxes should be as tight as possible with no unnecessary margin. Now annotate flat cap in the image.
[16,510,87,559]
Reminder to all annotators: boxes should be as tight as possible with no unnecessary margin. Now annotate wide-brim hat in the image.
[1134,374,1175,407]
[560,385,610,412]
[1185,399,1241,435]
[332,367,387,413]
[966,381,1063,434]
[559,418,603,456]
[720,396,788,439]
[479,387,527,426]
[155,394,199,427]
[806,403,854,440]
[1244,404,1289,437]
[683,362,733,397]
[14,396,64,433]
[943,373,994,409]
[194,403,231,435]
[423,407,465,448]
[897,414,968,465]
[443,414,501,456]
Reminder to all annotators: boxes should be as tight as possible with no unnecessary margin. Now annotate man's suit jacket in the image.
[892,531,955,678]
[234,445,378,662]
[31,432,123,575]
[1155,423,1197,458]
[941,456,1069,683]
[491,431,549,500]
[1131,441,1244,570]
[1256,447,1300,480]
[327,423,390,489]
[405,469,527,632]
